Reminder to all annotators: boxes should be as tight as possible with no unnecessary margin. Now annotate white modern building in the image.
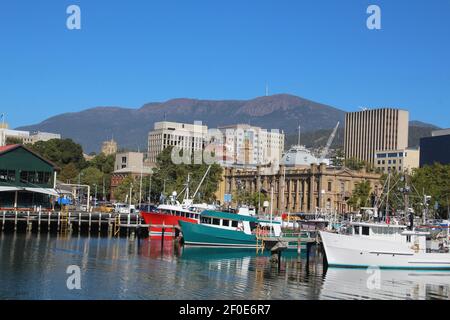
[0,127,61,147]
[217,124,285,167]
[147,121,284,168]
[148,121,208,164]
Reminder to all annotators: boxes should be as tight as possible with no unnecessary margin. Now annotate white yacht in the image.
[320,221,450,270]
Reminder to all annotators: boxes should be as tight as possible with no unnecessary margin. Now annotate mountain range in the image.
[17,94,439,153]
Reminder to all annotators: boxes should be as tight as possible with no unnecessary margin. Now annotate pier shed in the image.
[0,144,59,210]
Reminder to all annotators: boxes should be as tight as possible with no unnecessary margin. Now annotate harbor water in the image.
[1,232,450,300]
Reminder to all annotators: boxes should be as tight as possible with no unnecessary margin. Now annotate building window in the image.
[8,170,15,182]
[0,170,16,182]
[20,171,29,183]
[388,152,398,158]
[328,181,332,192]
[122,157,127,164]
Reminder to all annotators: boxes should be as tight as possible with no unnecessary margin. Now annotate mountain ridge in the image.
[17,94,438,153]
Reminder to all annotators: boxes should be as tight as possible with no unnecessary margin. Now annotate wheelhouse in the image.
[348,222,407,242]
[158,205,201,220]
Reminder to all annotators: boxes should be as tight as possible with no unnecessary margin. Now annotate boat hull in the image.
[179,220,304,250]
[141,211,197,239]
[320,231,450,270]
[179,220,258,248]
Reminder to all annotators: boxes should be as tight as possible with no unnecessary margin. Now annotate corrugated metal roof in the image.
[0,144,20,154]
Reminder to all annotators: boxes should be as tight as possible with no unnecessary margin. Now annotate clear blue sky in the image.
[1,0,449,128]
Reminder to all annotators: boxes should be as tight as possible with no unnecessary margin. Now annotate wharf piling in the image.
[0,210,150,238]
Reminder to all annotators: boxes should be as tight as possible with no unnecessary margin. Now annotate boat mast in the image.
[191,165,212,200]
[270,184,274,235]
[386,172,390,222]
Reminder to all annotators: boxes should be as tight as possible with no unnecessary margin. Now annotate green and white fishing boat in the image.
[179,210,309,250]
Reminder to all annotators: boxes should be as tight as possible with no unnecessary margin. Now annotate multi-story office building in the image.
[147,121,208,164]
[374,148,420,173]
[344,108,409,166]
[110,151,152,200]
[217,124,284,167]
[420,129,450,167]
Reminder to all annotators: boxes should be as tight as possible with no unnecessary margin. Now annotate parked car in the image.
[113,203,138,214]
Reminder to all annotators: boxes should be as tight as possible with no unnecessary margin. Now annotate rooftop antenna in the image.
[265,83,269,97]
[297,124,301,146]
[163,112,167,121]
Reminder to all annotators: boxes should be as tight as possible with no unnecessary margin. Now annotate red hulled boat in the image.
[141,202,201,239]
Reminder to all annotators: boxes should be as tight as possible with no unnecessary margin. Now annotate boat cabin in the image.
[346,222,434,251]
[199,210,282,236]
[347,222,407,242]
[158,204,201,220]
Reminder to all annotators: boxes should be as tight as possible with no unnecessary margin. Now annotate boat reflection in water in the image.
[321,267,450,300]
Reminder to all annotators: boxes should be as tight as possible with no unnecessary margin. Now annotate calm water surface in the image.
[1,232,450,300]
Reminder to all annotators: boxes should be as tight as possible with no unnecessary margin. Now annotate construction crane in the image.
[318,122,340,163]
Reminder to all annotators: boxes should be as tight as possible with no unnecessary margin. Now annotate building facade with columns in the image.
[221,163,381,214]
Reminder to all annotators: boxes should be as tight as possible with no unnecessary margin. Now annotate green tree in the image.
[151,147,223,203]
[330,149,345,167]
[379,171,410,215]
[80,167,103,195]
[58,163,79,183]
[411,163,450,219]
[29,138,86,170]
[344,157,366,171]
[113,175,139,203]
[233,190,269,209]
[348,180,372,210]
[87,153,115,175]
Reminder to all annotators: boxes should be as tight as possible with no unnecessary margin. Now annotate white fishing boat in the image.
[320,221,450,270]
